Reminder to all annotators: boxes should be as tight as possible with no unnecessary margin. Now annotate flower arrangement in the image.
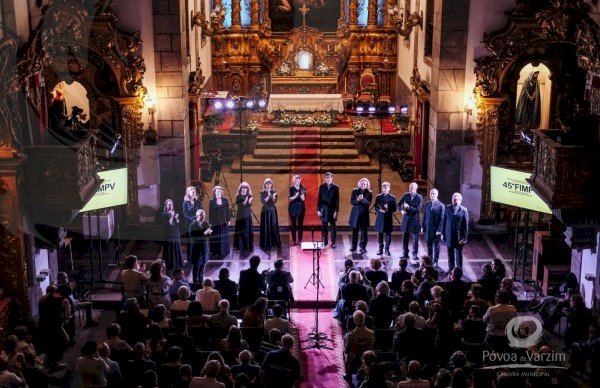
[277,62,294,76]
[352,120,367,134]
[246,120,260,133]
[392,113,410,130]
[273,113,335,127]
[314,62,331,76]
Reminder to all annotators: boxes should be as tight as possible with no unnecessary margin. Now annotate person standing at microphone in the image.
[348,178,372,253]
[317,172,340,248]
[288,175,306,246]
[374,182,396,256]
[260,178,281,250]
[161,199,183,271]
[234,182,254,252]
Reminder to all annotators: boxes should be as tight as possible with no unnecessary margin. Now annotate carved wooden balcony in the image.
[529,129,595,210]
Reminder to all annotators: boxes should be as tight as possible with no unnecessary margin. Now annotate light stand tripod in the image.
[302,229,332,349]
[512,207,531,283]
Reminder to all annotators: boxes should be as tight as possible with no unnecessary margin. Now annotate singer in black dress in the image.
[288,174,306,246]
[188,209,212,283]
[161,199,184,270]
[348,178,372,253]
[209,185,231,258]
[234,182,254,252]
[260,178,281,250]
[182,185,202,259]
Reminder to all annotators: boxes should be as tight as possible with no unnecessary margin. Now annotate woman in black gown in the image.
[209,185,231,258]
[188,209,213,283]
[288,174,306,246]
[182,186,202,260]
[161,199,184,270]
[260,178,281,250]
[234,181,254,252]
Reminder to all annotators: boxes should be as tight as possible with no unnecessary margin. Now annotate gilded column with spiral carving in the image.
[367,0,378,29]
[349,0,358,25]
[116,97,143,223]
[251,0,260,30]
[475,97,504,221]
[231,0,242,29]
[383,0,391,28]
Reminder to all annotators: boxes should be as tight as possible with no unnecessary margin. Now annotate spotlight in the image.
[214,100,223,110]
[225,99,235,109]
[246,100,255,108]
[388,106,396,114]
[368,105,377,114]
[356,106,364,113]
[400,104,409,115]
[258,99,267,108]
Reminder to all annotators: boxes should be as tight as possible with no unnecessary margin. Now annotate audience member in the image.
[219,326,250,366]
[147,260,173,308]
[187,300,209,329]
[477,263,499,303]
[398,360,429,387]
[75,340,109,388]
[191,359,225,388]
[483,290,517,353]
[396,280,417,314]
[364,258,388,290]
[201,352,234,387]
[369,281,396,329]
[214,268,239,309]
[238,256,266,308]
[345,311,375,377]
[231,350,260,385]
[390,258,412,295]
[196,278,221,312]
[117,298,149,346]
[397,301,427,330]
[98,342,121,386]
[168,268,190,302]
[209,299,239,329]
[566,293,598,348]
[171,286,192,316]
[500,277,518,307]
[264,304,290,334]
[241,297,268,328]
[338,270,370,322]
[444,267,469,321]
[122,255,148,307]
[260,334,301,388]
[393,313,426,364]
[265,259,294,303]
[167,318,196,363]
[345,300,375,333]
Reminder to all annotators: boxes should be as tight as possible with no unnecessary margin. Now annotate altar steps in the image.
[231,125,378,174]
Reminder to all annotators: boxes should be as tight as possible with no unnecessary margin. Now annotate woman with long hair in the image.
[182,186,202,259]
[146,260,173,308]
[288,175,306,246]
[209,185,231,258]
[161,199,183,270]
[259,178,281,250]
[234,182,254,252]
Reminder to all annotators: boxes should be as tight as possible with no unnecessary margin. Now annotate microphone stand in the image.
[303,228,332,350]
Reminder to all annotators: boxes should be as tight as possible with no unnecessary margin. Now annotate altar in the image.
[270,75,338,94]
[267,94,344,113]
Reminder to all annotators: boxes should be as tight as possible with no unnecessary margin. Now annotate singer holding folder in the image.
[288,175,306,246]
[348,178,372,253]
[260,178,282,250]
[234,182,254,252]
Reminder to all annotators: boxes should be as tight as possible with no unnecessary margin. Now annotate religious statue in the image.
[515,70,541,129]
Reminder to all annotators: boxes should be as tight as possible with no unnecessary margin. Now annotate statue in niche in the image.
[515,70,541,129]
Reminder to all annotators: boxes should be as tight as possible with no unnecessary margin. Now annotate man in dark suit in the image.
[317,172,340,248]
[398,182,423,261]
[422,188,445,266]
[348,177,372,253]
[238,255,266,307]
[442,192,469,272]
[374,182,397,256]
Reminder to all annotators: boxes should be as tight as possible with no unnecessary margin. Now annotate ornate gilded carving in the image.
[0,38,21,150]
[188,58,206,95]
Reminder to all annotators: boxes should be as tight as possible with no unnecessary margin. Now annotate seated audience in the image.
[337,270,370,322]
[231,350,260,385]
[200,352,234,387]
[398,360,429,387]
[191,359,224,388]
[260,328,283,355]
[238,255,266,308]
[187,301,209,329]
[483,290,517,353]
[463,284,489,315]
[264,304,290,334]
[241,297,268,328]
[396,280,417,314]
[364,258,388,291]
[98,342,121,386]
[196,278,221,313]
[123,342,155,387]
[566,293,598,348]
[345,300,375,333]
[345,311,375,377]
[170,286,192,316]
[500,277,518,307]
[75,340,109,388]
[209,299,239,329]
[166,318,196,363]
[260,334,301,388]
[219,326,250,366]
[393,313,426,364]
[396,301,427,330]
[168,268,190,302]
[151,304,172,329]
[147,260,173,309]
[266,259,294,303]
[477,263,499,303]
[117,298,149,346]
[369,281,396,329]
[444,267,469,321]
[158,346,183,387]
[214,268,239,309]
[122,255,148,307]
[390,258,412,295]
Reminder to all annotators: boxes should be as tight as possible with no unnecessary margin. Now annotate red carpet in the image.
[291,127,322,228]
[290,243,337,304]
[290,308,347,388]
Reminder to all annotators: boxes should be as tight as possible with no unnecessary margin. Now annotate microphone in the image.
[109,134,121,156]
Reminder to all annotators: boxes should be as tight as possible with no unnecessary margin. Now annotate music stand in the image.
[301,241,332,349]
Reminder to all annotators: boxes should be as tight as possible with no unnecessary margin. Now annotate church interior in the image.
[0,0,600,386]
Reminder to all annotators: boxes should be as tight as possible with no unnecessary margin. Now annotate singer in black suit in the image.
[317,172,340,248]
[260,178,281,250]
[442,192,469,271]
[348,178,372,253]
[374,182,397,256]
[288,175,306,246]
[422,188,445,266]
[209,186,231,258]
[398,182,423,260]
[234,182,254,252]
[188,209,212,283]
[161,199,184,270]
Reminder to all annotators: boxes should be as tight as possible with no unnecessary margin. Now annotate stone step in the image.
[258,127,354,136]
[231,161,380,174]
[253,149,359,159]
[257,135,355,143]
[256,141,354,149]
[240,154,372,166]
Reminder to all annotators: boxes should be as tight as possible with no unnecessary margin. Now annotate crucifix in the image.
[299,3,310,26]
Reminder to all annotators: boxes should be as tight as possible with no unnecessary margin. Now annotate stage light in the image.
[246,100,255,108]
[258,99,267,108]
[388,106,396,114]
[400,104,409,115]
[356,106,364,113]
[225,99,235,109]
[214,100,223,110]
[368,105,377,114]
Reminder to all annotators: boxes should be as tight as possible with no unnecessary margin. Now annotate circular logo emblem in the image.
[506,316,543,349]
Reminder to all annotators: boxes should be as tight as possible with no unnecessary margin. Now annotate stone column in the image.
[231,0,242,29]
[251,0,260,29]
[349,0,358,25]
[475,96,503,221]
